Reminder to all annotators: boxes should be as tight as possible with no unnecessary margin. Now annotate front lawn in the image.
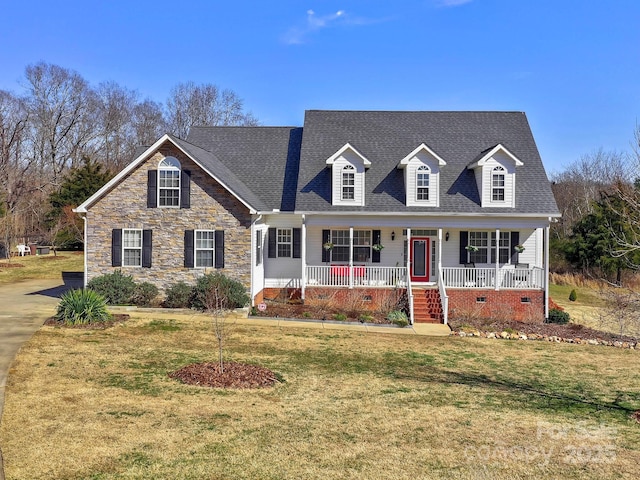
[0,253,84,284]
[1,314,638,479]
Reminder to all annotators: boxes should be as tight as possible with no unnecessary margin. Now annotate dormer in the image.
[397,143,446,207]
[326,143,370,206]
[467,144,523,208]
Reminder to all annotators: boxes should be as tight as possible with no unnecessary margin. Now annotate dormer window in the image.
[342,165,355,200]
[492,166,505,201]
[416,165,430,201]
[158,157,181,207]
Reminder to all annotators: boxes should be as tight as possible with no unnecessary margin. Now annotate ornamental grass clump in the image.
[54,289,111,326]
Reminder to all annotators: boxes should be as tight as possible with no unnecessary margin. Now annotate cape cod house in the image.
[75,110,560,324]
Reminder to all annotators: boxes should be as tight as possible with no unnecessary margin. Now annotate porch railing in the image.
[305,265,407,288]
[441,266,544,289]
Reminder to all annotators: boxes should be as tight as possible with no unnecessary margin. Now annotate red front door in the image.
[410,237,430,282]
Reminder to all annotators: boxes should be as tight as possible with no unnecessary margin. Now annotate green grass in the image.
[0,252,84,284]
[549,282,606,307]
[1,315,639,479]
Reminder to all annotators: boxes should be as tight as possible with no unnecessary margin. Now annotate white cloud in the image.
[282,9,347,44]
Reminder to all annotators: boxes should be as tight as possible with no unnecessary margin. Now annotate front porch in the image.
[304,265,544,290]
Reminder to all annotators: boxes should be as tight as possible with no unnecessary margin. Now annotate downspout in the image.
[545,224,550,319]
[406,228,414,325]
[250,214,262,307]
[495,228,500,291]
[301,214,306,300]
[82,214,88,288]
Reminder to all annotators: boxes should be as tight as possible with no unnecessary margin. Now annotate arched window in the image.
[416,165,430,201]
[491,166,505,201]
[342,165,355,200]
[158,157,181,207]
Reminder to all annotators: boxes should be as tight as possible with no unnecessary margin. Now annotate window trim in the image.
[416,165,430,201]
[158,157,181,208]
[491,166,505,202]
[122,228,142,267]
[277,228,292,258]
[256,230,263,266]
[330,229,372,263]
[341,165,355,201]
[194,230,215,268]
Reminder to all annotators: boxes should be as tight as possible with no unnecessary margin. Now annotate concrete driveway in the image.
[0,278,81,480]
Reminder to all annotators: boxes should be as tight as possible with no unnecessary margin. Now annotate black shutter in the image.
[180,170,191,209]
[184,230,194,268]
[215,230,225,268]
[459,231,468,264]
[372,229,381,263]
[268,228,277,258]
[147,170,157,208]
[293,228,301,259]
[491,233,496,264]
[111,229,122,267]
[142,230,153,268]
[322,229,331,263]
[511,231,520,264]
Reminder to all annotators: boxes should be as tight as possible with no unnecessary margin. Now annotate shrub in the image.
[87,270,136,305]
[54,289,111,325]
[164,281,193,308]
[191,272,249,311]
[387,310,409,327]
[569,289,577,302]
[359,314,374,323]
[546,308,570,324]
[131,282,159,307]
[333,313,347,321]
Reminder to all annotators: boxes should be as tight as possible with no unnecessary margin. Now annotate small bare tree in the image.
[597,287,640,337]
[204,284,234,373]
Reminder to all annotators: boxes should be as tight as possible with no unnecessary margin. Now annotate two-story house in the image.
[75,110,560,323]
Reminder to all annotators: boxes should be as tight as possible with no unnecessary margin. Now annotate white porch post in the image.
[406,228,411,278]
[349,226,354,288]
[437,228,443,279]
[545,224,550,319]
[495,228,500,291]
[301,214,307,300]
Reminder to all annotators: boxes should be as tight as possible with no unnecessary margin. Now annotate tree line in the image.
[550,127,640,284]
[0,62,257,256]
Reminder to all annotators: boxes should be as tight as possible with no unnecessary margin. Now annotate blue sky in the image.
[1,0,638,173]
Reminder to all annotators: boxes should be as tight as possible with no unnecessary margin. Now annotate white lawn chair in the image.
[16,244,30,256]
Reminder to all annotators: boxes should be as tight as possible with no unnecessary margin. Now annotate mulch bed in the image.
[449,317,639,344]
[252,300,390,323]
[43,313,130,329]
[169,362,280,389]
[0,262,25,268]
[38,255,67,261]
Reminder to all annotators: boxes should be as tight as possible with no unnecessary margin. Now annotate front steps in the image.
[412,287,444,323]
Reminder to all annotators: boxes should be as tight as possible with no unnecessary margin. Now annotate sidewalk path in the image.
[0,278,81,480]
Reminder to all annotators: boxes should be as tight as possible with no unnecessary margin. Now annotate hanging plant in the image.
[323,242,334,250]
[514,244,525,253]
[372,243,385,252]
[465,245,479,252]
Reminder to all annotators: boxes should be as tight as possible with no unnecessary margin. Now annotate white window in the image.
[123,229,142,267]
[277,228,292,258]
[468,231,489,264]
[331,229,371,263]
[342,165,355,200]
[492,232,511,264]
[256,230,263,266]
[416,165,430,201]
[195,230,215,268]
[492,166,505,202]
[158,157,181,207]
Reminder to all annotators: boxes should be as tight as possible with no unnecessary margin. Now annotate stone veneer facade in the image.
[86,144,252,292]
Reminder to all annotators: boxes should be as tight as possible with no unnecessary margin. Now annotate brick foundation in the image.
[447,288,545,322]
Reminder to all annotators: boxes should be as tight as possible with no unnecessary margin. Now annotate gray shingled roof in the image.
[186,127,302,211]
[169,135,269,212]
[296,110,559,215]
[183,111,558,216]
